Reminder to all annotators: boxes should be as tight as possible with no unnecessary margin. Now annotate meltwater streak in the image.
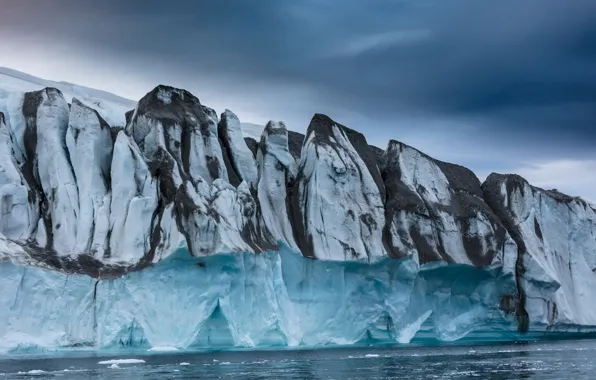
[4,243,586,354]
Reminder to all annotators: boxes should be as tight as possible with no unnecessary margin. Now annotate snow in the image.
[156,88,172,104]
[0,67,134,127]
[241,122,265,140]
[98,359,146,365]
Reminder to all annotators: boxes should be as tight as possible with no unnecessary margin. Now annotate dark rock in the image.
[125,109,134,126]
[244,137,258,158]
[287,131,304,160]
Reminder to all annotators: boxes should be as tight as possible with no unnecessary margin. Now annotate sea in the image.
[1,339,595,379]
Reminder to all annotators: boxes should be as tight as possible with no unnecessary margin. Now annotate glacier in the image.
[0,245,520,353]
[0,68,596,354]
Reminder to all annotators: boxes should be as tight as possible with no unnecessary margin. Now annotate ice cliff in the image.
[0,75,595,352]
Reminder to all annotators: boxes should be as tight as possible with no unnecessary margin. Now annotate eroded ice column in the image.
[257,121,298,249]
[66,99,113,257]
[382,140,516,270]
[22,89,79,254]
[292,114,386,262]
[0,112,30,240]
[108,132,158,264]
[218,109,258,188]
[127,85,227,187]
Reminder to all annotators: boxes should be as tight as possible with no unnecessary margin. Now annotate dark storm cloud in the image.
[2,0,596,159]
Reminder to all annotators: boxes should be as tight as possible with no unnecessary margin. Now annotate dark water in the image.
[1,339,596,379]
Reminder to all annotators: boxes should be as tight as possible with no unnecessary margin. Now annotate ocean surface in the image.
[1,339,595,379]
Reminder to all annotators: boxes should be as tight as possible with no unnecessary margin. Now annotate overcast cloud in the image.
[1,0,594,199]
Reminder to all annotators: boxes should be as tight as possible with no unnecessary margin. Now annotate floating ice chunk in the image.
[179,362,191,366]
[148,346,179,352]
[364,354,380,358]
[98,359,146,365]
[108,364,119,369]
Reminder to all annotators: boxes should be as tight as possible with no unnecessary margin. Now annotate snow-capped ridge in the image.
[0,67,134,127]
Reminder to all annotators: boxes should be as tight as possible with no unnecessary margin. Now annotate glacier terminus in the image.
[0,68,595,353]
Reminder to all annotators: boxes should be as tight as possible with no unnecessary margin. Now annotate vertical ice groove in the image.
[66,98,113,257]
[0,112,30,240]
[31,88,80,255]
[257,121,298,249]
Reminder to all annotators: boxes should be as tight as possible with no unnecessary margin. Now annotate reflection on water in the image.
[1,339,595,379]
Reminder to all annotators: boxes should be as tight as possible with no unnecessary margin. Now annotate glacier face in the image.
[0,69,595,352]
[0,246,518,353]
[483,174,596,328]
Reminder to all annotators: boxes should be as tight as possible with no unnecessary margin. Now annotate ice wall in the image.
[0,246,517,353]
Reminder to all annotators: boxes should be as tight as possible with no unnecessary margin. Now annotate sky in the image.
[0,0,595,201]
